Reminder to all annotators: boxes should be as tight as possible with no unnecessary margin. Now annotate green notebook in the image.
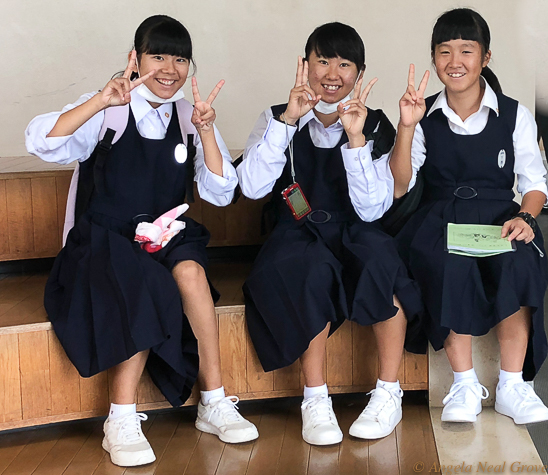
[446,223,516,257]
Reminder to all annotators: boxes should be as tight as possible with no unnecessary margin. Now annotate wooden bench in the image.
[0,261,427,432]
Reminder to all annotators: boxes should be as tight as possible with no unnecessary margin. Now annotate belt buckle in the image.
[307,210,332,224]
[132,214,154,224]
[453,186,478,200]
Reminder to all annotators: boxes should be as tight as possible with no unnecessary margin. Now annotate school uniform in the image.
[237,104,423,372]
[396,80,548,379]
[25,91,237,406]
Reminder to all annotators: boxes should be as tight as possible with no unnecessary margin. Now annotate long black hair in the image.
[431,8,501,93]
[305,22,365,72]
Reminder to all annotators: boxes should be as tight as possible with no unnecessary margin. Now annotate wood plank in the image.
[201,202,226,244]
[219,312,247,396]
[19,330,52,420]
[224,196,268,245]
[0,429,34,473]
[0,181,9,256]
[137,369,167,405]
[352,324,378,386]
[274,402,310,475]
[273,361,302,391]
[49,330,81,415]
[31,177,60,254]
[5,178,34,256]
[183,430,225,475]
[245,399,289,475]
[404,352,428,385]
[80,372,109,414]
[367,425,400,475]
[326,320,353,387]
[0,333,21,423]
[307,444,341,475]
[337,395,369,475]
[56,174,72,246]
[62,422,106,475]
[32,420,97,475]
[246,329,274,393]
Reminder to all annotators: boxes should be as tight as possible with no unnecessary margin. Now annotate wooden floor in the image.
[0,393,438,475]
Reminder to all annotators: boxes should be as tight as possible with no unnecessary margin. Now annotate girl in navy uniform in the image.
[25,15,257,468]
[237,22,423,445]
[391,8,548,424]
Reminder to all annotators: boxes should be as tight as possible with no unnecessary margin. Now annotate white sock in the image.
[201,386,225,405]
[376,379,401,392]
[453,368,478,384]
[109,403,136,419]
[498,369,523,387]
[304,384,328,400]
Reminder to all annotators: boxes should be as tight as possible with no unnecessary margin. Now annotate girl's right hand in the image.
[399,64,429,128]
[283,56,321,125]
[98,50,157,109]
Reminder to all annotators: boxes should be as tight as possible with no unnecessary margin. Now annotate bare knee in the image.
[172,261,207,292]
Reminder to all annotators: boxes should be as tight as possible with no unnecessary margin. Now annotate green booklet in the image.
[446,223,516,257]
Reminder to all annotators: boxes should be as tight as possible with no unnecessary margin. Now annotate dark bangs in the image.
[134,15,193,60]
[305,22,365,71]
[431,8,490,56]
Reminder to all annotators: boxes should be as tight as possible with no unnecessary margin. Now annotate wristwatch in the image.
[513,211,537,231]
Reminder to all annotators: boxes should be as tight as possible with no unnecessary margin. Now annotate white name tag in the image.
[498,149,506,168]
[175,143,188,164]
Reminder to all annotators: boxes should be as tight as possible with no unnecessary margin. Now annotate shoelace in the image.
[115,413,148,443]
[208,396,243,423]
[502,382,541,407]
[362,388,403,421]
[442,381,489,405]
[302,396,335,426]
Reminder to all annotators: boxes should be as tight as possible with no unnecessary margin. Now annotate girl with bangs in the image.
[391,8,548,425]
[26,15,257,467]
[238,22,424,445]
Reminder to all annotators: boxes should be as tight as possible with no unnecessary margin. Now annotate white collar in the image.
[129,91,173,128]
[298,109,342,131]
[427,76,499,118]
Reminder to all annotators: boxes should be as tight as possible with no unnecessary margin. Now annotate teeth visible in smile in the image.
[157,79,175,86]
[448,73,465,78]
[323,85,341,91]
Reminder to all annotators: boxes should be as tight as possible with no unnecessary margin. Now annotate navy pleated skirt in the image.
[45,210,217,406]
[245,219,424,372]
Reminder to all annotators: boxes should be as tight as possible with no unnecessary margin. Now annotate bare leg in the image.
[111,349,150,404]
[373,296,407,382]
[496,307,531,372]
[172,260,222,391]
[444,331,473,372]
[300,323,330,388]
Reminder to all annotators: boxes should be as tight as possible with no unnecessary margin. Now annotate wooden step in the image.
[0,262,428,431]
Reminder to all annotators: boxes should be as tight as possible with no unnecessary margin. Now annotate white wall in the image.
[0,0,540,156]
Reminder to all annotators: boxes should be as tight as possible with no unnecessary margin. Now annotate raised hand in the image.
[283,56,321,125]
[399,64,429,128]
[190,77,225,133]
[98,50,156,108]
[338,72,378,145]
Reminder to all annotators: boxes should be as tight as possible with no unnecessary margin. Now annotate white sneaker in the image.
[102,413,156,467]
[349,387,403,439]
[195,396,259,443]
[495,381,548,424]
[441,381,489,422]
[301,395,343,445]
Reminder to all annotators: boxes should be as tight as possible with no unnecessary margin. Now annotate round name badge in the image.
[174,143,188,164]
[498,149,506,169]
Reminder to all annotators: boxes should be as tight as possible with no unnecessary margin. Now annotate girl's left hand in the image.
[338,73,378,148]
[501,217,535,243]
[191,77,225,133]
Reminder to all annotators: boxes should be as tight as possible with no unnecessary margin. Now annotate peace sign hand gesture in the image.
[338,72,378,147]
[399,64,429,128]
[98,50,156,109]
[191,77,225,133]
[283,56,321,125]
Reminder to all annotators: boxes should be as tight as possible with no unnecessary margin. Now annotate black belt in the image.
[427,186,514,201]
[280,210,356,224]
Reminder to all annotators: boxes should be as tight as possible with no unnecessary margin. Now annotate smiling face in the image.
[433,39,490,95]
[136,53,189,101]
[307,51,359,104]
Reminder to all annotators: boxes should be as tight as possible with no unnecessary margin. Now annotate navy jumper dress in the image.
[397,92,548,379]
[45,105,217,406]
[244,104,424,372]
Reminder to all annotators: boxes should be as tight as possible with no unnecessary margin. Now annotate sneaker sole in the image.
[302,431,343,446]
[195,419,259,444]
[495,403,548,424]
[349,420,400,440]
[440,413,477,423]
[102,438,156,467]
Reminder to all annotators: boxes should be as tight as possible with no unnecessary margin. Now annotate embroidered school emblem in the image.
[498,149,506,168]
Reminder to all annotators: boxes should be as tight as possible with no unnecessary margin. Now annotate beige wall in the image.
[0,0,540,156]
